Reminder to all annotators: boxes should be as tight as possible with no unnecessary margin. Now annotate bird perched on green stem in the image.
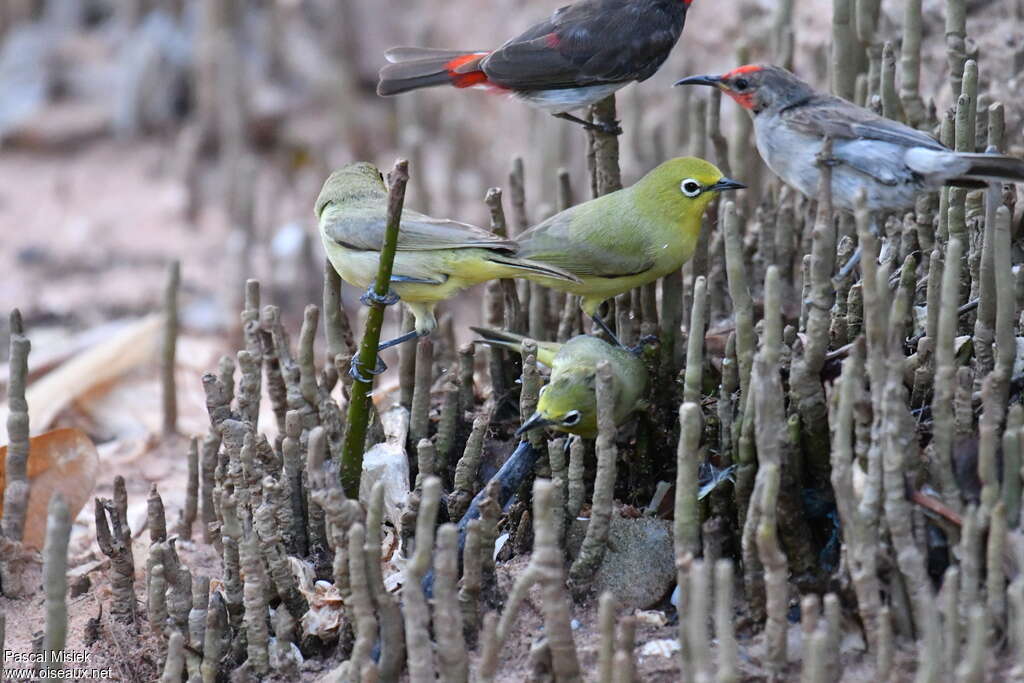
[513,157,744,342]
[676,64,1024,212]
[315,162,580,362]
[377,0,696,135]
[473,328,648,439]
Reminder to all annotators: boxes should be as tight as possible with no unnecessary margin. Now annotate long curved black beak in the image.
[515,412,553,437]
[674,74,723,88]
[710,178,747,192]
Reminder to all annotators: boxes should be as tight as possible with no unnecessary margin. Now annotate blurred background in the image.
[0,0,1019,350]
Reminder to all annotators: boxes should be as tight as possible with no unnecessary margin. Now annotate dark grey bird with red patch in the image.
[676,64,1024,212]
[378,0,694,134]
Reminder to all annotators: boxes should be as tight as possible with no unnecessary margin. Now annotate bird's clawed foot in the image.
[349,355,388,383]
[348,330,428,383]
[592,119,624,136]
[628,334,660,356]
[360,286,401,308]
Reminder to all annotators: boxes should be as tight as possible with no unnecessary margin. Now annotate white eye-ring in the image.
[680,179,703,198]
[562,410,582,426]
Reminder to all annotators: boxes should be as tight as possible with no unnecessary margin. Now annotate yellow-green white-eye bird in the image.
[473,327,649,439]
[315,162,581,354]
[514,157,744,341]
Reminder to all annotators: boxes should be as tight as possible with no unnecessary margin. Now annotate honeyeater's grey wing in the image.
[782,94,946,151]
[782,94,942,150]
[780,94,946,185]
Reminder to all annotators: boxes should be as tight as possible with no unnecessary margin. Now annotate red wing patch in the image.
[447,53,489,89]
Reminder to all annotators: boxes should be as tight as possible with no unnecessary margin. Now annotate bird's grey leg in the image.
[832,215,881,286]
[349,331,428,382]
[378,330,426,351]
[553,112,623,136]
[591,313,627,349]
[833,248,863,284]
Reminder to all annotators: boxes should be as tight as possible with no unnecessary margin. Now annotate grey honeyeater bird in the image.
[315,163,580,376]
[676,64,1024,212]
[472,327,649,439]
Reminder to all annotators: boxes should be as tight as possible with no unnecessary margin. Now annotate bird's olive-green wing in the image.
[515,202,655,278]
[321,205,518,253]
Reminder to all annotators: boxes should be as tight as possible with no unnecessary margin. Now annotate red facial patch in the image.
[723,64,762,80]
[447,53,489,89]
[724,90,755,110]
[545,33,561,48]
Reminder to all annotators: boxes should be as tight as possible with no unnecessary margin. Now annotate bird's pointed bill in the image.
[516,412,554,436]
[709,178,746,192]
[674,74,722,88]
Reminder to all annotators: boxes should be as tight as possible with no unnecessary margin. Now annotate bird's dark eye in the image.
[563,410,581,426]
[680,179,703,198]
[735,78,750,90]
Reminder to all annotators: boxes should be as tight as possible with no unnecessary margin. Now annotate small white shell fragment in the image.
[639,639,681,659]
[493,532,510,561]
[634,610,668,627]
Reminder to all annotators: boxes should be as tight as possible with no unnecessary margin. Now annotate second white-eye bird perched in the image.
[315,163,581,357]
[512,157,744,342]
[472,327,649,439]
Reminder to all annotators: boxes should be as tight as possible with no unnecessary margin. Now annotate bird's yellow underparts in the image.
[316,161,582,378]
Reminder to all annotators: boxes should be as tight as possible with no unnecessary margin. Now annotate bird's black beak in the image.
[515,412,553,437]
[709,178,747,192]
[674,74,723,88]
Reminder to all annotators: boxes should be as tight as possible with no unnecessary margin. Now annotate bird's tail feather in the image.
[378,48,488,96]
[470,326,527,351]
[486,255,582,284]
[470,327,561,365]
[907,148,1024,185]
[955,153,1024,184]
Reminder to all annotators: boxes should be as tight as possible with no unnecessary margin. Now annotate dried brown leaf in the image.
[0,427,99,549]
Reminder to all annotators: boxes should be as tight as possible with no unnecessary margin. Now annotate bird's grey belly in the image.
[757,121,926,213]
[514,82,626,113]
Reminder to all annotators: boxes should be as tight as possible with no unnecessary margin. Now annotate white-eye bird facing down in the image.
[376,0,694,134]
[512,156,744,336]
[676,64,1024,212]
[472,328,648,439]
[315,163,581,347]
